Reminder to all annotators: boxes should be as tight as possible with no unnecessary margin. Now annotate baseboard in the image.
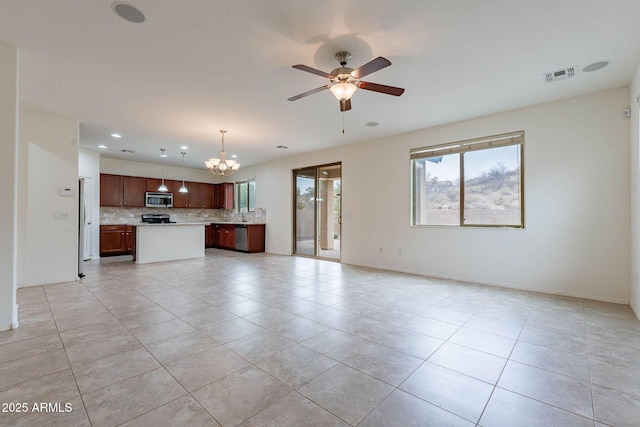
[345,261,629,306]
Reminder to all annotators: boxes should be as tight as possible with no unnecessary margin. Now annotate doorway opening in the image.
[293,163,341,260]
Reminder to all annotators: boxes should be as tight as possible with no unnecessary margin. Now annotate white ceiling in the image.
[1,0,639,170]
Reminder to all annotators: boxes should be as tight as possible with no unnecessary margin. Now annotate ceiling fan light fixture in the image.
[330,82,357,101]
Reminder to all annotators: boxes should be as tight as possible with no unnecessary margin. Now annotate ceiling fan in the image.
[288,51,405,112]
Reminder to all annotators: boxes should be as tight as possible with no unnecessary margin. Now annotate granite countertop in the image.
[210,222,266,225]
[101,221,265,226]
[136,222,210,227]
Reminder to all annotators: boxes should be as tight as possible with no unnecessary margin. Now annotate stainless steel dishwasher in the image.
[235,224,248,251]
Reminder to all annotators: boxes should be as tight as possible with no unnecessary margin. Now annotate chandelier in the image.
[205,130,240,176]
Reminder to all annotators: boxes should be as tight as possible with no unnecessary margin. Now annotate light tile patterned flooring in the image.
[1,249,640,426]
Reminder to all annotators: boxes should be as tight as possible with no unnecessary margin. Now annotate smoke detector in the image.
[544,66,577,83]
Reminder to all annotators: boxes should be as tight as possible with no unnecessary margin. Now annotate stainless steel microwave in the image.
[145,192,173,208]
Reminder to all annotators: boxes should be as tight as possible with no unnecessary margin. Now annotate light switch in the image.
[58,187,74,196]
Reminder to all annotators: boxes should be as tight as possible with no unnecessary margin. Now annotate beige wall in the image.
[238,88,631,303]
[0,41,18,330]
[18,109,79,287]
[630,63,640,317]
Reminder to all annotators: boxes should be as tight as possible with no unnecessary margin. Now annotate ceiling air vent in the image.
[544,66,577,83]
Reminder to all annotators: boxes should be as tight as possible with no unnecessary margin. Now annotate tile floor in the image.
[1,249,640,426]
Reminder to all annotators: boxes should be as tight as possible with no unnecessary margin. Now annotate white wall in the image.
[79,148,101,259]
[240,88,631,303]
[18,109,79,287]
[101,156,220,184]
[630,64,640,316]
[0,42,18,330]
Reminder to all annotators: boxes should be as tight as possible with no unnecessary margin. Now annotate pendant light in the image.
[179,152,188,193]
[205,130,240,176]
[158,149,168,192]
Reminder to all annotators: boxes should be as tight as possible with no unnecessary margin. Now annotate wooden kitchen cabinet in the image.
[123,176,145,207]
[201,184,215,209]
[173,181,209,208]
[101,174,145,207]
[214,183,234,210]
[100,225,136,257]
[245,224,266,253]
[125,225,135,252]
[212,224,235,249]
[100,225,126,256]
[172,180,189,208]
[210,223,264,252]
[145,178,162,192]
[187,182,203,208]
[100,174,123,207]
[205,224,214,247]
[104,174,233,210]
[146,178,175,193]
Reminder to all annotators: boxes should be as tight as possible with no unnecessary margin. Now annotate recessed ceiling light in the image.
[111,133,122,138]
[98,145,107,149]
[366,122,379,127]
[180,145,189,150]
[112,2,145,23]
[231,154,238,158]
[582,61,610,73]
[160,153,167,158]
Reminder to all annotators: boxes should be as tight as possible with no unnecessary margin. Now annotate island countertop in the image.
[135,223,205,264]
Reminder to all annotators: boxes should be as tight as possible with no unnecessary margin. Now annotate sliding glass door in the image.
[293,163,341,260]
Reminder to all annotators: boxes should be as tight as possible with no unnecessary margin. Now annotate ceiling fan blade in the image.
[287,85,331,101]
[340,98,352,112]
[351,57,392,79]
[292,64,334,79]
[357,81,405,96]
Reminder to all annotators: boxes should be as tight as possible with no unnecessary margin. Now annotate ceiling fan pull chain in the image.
[342,112,345,134]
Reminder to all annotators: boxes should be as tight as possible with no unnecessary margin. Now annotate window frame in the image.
[410,131,524,228]
[235,178,256,213]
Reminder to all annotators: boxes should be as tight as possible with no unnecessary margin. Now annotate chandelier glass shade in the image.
[205,130,240,176]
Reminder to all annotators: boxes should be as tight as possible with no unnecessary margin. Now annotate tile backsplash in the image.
[101,207,266,224]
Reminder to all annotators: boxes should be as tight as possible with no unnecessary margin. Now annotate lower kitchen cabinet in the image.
[245,224,265,253]
[100,225,136,257]
[212,224,235,250]
[205,224,214,248]
[211,223,265,252]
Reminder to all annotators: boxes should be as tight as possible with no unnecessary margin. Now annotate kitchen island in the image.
[135,223,206,264]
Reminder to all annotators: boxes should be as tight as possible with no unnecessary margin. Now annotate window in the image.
[411,131,524,227]
[235,179,255,212]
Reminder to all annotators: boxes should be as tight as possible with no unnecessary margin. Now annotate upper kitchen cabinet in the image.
[173,181,213,208]
[172,181,189,208]
[100,174,145,207]
[122,176,145,207]
[214,183,234,210]
[100,174,123,206]
[146,178,175,194]
[202,184,215,209]
[188,182,203,208]
[145,178,161,192]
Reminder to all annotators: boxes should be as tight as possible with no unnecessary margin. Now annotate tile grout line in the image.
[42,282,93,426]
